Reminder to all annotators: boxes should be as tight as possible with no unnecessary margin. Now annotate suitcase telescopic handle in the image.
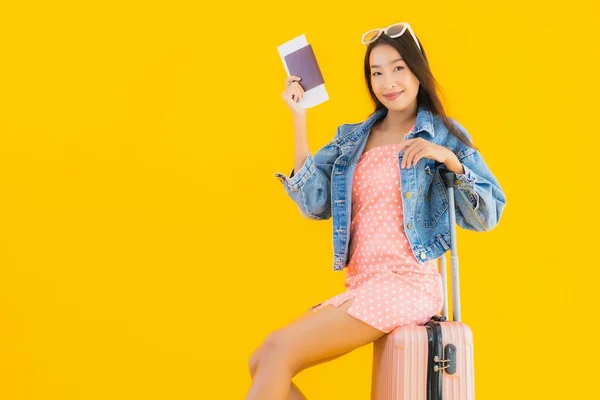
[438,172,461,322]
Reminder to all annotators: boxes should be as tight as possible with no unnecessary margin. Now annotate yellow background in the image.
[1,0,598,398]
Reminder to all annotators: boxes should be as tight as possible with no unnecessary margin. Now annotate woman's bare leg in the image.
[245,298,385,399]
[287,383,307,400]
[250,336,307,399]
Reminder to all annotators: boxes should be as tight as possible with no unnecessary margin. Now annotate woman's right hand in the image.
[281,75,306,118]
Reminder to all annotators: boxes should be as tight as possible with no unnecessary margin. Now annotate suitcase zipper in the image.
[426,324,435,400]
[426,321,444,400]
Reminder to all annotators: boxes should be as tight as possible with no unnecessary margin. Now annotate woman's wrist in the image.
[443,149,465,174]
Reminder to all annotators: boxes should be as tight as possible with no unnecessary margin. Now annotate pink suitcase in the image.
[371,172,475,400]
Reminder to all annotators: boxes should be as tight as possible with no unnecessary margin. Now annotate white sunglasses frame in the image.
[361,22,421,50]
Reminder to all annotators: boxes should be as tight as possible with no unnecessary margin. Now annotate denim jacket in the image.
[274,104,506,271]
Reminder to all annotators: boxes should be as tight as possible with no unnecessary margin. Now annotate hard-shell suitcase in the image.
[371,172,475,400]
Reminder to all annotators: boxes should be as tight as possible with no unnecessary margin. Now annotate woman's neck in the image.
[378,102,418,135]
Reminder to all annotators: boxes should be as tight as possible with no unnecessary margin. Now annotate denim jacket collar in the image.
[338,103,436,145]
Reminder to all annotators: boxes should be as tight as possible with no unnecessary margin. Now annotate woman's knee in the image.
[248,344,263,377]
[248,331,289,375]
[261,330,306,373]
[261,331,288,355]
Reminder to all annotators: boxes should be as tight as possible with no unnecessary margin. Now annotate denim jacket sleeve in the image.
[443,119,507,232]
[273,126,342,220]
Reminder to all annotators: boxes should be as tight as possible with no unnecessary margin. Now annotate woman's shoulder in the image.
[335,109,386,140]
[446,117,473,142]
[432,114,475,153]
[333,122,363,142]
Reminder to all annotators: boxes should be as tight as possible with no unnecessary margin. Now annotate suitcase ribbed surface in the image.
[440,322,475,400]
[371,325,429,399]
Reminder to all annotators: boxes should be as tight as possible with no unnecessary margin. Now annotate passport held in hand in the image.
[277,34,329,108]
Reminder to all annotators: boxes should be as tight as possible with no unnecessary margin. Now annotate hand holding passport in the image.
[277,34,329,109]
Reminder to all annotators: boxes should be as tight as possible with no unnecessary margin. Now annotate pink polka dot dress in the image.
[310,138,444,333]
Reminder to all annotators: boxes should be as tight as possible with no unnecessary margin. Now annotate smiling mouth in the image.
[383,91,403,100]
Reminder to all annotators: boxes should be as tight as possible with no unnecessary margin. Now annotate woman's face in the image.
[369,44,420,111]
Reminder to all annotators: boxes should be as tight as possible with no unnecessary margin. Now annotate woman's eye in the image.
[372,66,404,76]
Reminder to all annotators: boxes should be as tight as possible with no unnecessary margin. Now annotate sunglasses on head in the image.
[361,22,421,51]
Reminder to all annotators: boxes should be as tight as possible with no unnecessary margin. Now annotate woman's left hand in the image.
[397,137,455,169]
